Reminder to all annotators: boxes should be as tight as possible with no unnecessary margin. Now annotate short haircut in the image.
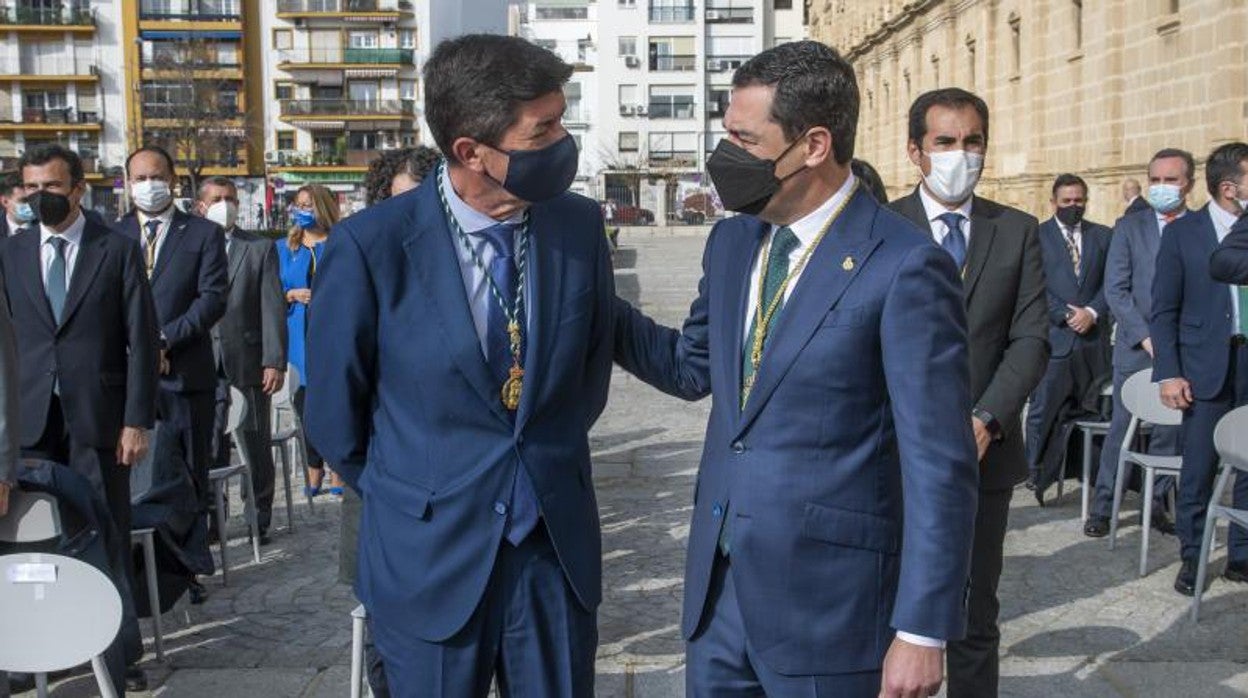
[1149,147,1195,183]
[126,145,177,177]
[1204,142,1248,198]
[363,146,443,206]
[1051,173,1088,199]
[908,87,991,146]
[198,175,237,201]
[423,34,572,157]
[18,143,85,184]
[732,40,859,165]
[851,159,888,203]
[1,171,22,196]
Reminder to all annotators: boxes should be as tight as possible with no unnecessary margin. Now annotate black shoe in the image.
[1084,515,1110,538]
[1150,510,1176,535]
[1174,559,1198,596]
[1225,560,1248,583]
[125,666,148,692]
[189,579,208,605]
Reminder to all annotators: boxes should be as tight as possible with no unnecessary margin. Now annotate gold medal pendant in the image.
[502,363,524,411]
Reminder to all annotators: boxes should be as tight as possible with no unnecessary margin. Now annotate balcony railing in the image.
[280,99,416,117]
[143,58,242,71]
[705,6,754,23]
[0,7,95,26]
[649,54,697,72]
[649,150,698,167]
[648,5,694,22]
[276,0,414,12]
[14,107,100,124]
[647,101,696,119]
[706,55,750,72]
[143,105,241,119]
[277,48,415,66]
[269,148,391,167]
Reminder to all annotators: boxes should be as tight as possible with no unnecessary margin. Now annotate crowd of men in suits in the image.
[0,143,287,694]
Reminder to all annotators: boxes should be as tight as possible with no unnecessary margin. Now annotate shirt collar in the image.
[1155,207,1186,229]
[1208,201,1239,238]
[918,184,973,225]
[439,165,524,235]
[777,173,858,248]
[6,216,24,233]
[138,205,175,231]
[40,208,86,247]
[1055,218,1081,236]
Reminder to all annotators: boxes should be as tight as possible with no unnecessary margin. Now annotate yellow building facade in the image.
[808,0,1248,224]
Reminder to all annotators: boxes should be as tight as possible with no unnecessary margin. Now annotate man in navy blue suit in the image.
[1211,213,1248,284]
[1025,173,1112,489]
[305,35,614,697]
[1151,142,1248,596]
[614,42,978,697]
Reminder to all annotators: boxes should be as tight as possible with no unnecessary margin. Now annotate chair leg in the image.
[1081,430,1093,523]
[1192,464,1233,622]
[277,443,295,533]
[242,468,261,564]
[350,612,366,698]
[141,533,164,661]
[215,483,230,586]
[298,440,315,512]
[1110,453,1129,549]
[35,672,47,698]
[1140,469,1155,577]
[90,655,118,698]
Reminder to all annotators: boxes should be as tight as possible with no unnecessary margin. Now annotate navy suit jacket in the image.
[615,188,978,675]
[1151,205,1237,399]
[1038,217,1111,358]
[305,176,615,642]
[115,209,228,393]
[1210,213,1248,285]
[1105,208,1167,374]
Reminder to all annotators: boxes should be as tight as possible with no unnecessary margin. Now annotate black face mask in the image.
[28,190,73,228]
[486,133,580,203]
[706,137,806,216]
[1055,204,1085,228]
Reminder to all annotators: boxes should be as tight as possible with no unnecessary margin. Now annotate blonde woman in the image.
[276,184,343,496]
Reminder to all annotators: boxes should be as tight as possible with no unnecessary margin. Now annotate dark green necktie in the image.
[1238,286,1248,335]
[741,226,800,408]
[46,236,68,324]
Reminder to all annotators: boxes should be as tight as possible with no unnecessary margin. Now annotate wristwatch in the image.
[972,407,1003,441]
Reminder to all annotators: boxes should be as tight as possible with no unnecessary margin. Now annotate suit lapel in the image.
[150,213,190,284]
[1076,226,1096,287]
[227,235,247,283]
[736,189,882,436]
[515,203,564,433]
[15,231,56,331]
[964,197,998,300]
[714,219,766,430]
[57,223,106,332]
[402,182,510,425]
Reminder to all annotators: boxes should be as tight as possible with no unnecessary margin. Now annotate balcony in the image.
[279,99,416,120]
[143,105,241,120]
[139,4,243,22]
[276,0,414,15]
[705,6,754,23]
[706,55,750,72]
[649,54,697,72]
[277,48,415,67]
[648,150,698,168]
[267,148,385,169]
[647,101,696,120]
[0,106,102,131]
[0,6,95,28]
[648,5,694,23]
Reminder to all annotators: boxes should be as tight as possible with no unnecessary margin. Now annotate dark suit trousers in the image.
[370,523,595,698]
[1091,365,1179,519]
[686,554,882,697]
[159,387,216,511]
[946,486,1012,698]
[1025,354,1073,472]
[1177,343,1248,562]
[214,379,275,530]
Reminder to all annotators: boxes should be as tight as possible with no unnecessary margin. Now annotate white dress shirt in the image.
[39,209,86,288]
[1155,207,1186,234]
[1209,202,1242,334]
[741,173,857,344]
[918,185,974,248]
[6,215,26,236]
[439,166,530,356]
[138,206,177,266]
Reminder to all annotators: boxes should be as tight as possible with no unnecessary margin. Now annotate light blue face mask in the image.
[13,201,36,224]
[1146,183,1183,214]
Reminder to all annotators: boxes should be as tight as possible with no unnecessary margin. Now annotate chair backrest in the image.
[1120,369,1183,427]
[283,363,302,400]
[0,552,122,673]
[0,490,61,544]
[226,386,249,435]
[1214,405,1248,472]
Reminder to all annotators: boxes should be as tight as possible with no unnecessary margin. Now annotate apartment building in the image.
[0,0,128,215]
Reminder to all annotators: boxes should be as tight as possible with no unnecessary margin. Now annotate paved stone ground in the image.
[20,229,1248,697]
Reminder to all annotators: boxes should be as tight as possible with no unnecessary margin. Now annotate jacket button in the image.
[712,504,723,517]
[731,441,745,454]
[493,501,508,516]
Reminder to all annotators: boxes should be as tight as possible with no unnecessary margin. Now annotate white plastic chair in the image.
[209,386,262,586]
[350,604,369,698]
[130,527,163,661]
[1109,369,1184,576]
[272,362,313,527]
[0,490,60,544]
[1191,405,1248,621]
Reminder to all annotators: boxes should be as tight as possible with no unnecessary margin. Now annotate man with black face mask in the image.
[614,41,978,697]
[303,35,615,697]
[0,143,159,696]
[1024,174,1112,500]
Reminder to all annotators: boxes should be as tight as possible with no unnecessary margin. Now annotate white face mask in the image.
[923,150,984,205]
[131,179,172,213]
[205,200,239,231]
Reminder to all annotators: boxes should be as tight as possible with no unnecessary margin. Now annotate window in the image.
[648,132,697,164]
[349,31,379,49]
[399,80,417,101]
[965,37,977,88]
[564,81,584,121]
[648,85,695,119]
[649,36,696,71]
[536,6,588,20]
[348,81,380,104]
[274,29,292,50]
[1009,13,1021,77]
[619,84,638,106]
[401,132,418,147]
[774,0,792,7]
[619,36,637,56]
[619,132,639,152]
[399,29,416,50]
[1072,1,1083,51]
[348,132,383,150]
[217,88,240,116]
[276,132,295,151]
[618,0,636,6]
[649,0,694,23]
[707,87,729,117]
[577,38,592,63]
[930,54,940,86]
[275,82,294,100]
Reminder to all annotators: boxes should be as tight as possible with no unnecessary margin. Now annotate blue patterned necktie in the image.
[473,222,538,546]
[46,236,68,324]
[937,212,967,270]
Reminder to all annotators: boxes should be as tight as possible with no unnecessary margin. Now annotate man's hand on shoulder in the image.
[880,636,944,698]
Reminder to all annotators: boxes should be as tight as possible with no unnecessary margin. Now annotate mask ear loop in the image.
[772,131,812,183]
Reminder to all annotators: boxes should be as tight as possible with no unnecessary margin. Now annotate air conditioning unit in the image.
[708,60,723,72]
[635,104,647,115]
[264,150,280,165]
[619,104,635,116]
[706,10,722,20]
[624,55,640,68]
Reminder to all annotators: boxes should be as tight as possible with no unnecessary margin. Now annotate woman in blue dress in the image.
[276,184,343,496]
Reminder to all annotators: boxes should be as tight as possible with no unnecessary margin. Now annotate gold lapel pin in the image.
[842,256,855,271]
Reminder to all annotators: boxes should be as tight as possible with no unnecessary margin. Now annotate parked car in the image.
[605,199,655,225]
